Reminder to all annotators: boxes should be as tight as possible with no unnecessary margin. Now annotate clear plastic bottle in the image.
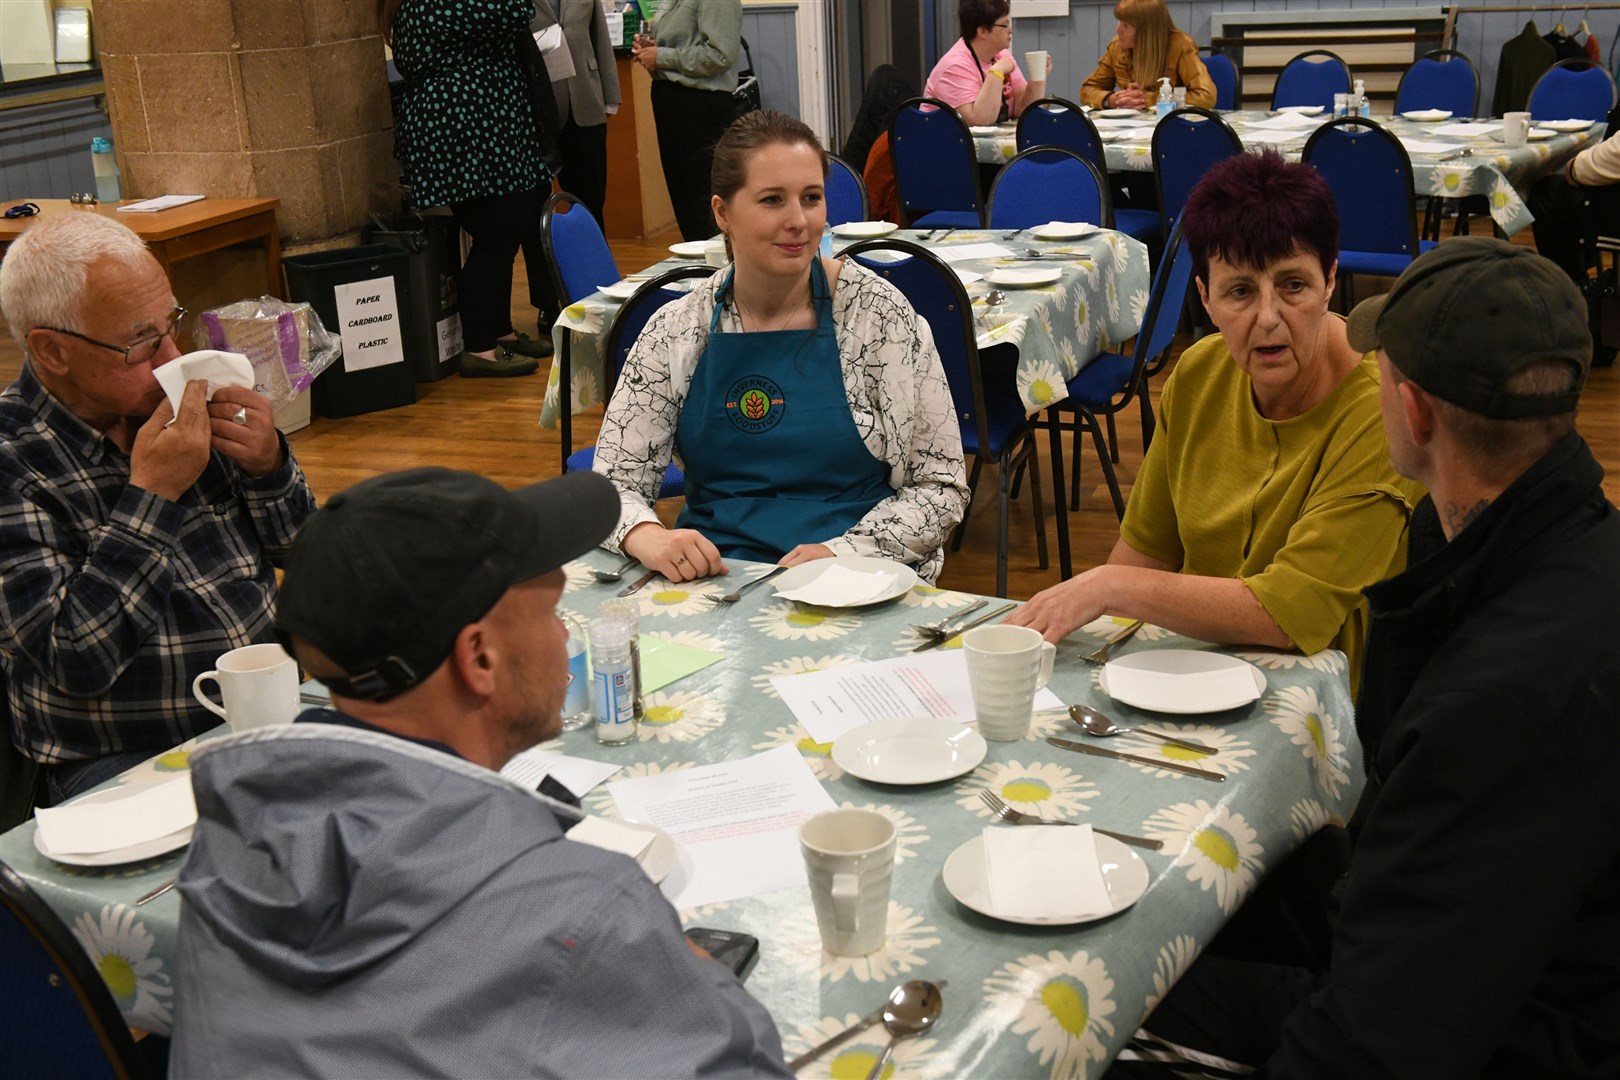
[1353,79,1370,119]
[560,612,592,731]
[590,609,637,744]
[598,597,643,720]
[1155,77,1174,120]
[90,137,120,203]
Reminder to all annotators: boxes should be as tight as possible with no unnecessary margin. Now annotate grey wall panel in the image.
[0,97,111,202]
[741,6,801,117]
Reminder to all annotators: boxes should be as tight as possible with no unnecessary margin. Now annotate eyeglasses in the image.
[992,20,1011,29]
[39,307,187,366]
[68,193,99,206]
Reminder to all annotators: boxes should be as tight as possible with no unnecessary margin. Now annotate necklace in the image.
[732,278,810,333]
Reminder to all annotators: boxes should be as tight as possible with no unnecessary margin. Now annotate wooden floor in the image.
[1,228,1616,601]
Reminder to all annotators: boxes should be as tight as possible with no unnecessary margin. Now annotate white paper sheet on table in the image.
[1398,137,1462,155]
[567,816,655,860]
[607,745,836,909]
[1239,129,1306,146]
[1245,111,1326,130]
[1111,127,1156,142]
[1091,117,1146,129]
[775,564,900,606]
[500,748,623,799]
[1103,663,1258,712]
[34,777,196,855]
[116,194,204,213]
[152,350,255,416]
[774,650,1064,744]
[930,242,1015,263]
[984,824,1111,919]
[1432,121,1501,136]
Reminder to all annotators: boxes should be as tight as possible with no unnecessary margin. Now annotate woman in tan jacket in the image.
[1080,0,1215,111]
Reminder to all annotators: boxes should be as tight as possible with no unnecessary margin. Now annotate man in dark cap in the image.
[1113,239,1620,1077]
[167,467,791,1078]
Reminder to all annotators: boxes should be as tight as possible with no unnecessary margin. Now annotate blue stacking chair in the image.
[841,238,1046,596]
[540,191,624,471]
[825,153,870,226]
[1,859,165,1078]
[987,147,1112,230]
[1528,58,1618,122]
[1395,49,1478,117]
[1041,218,1195,577]
[888,96,987,229]
[1152,107,1242,240]
[1302,117,1437,304]
[564,265,711,501]
[1016,96,1159,242]
[1198,47,1241,111]
[1272,50,1352,111]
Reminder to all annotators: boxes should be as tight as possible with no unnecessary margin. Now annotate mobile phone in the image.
[686,927,760,982]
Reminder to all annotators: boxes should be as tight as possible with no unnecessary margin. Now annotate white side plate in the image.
[1097,108,1142,119]
[1539,118,1595,132]
[1030,221,1098,241]
[1100,649,1267,714]
[1276,104,1324,116]
[1400,109,1452,122]
[943,833,1150,926]
[832,717,988,785]
[832,221,899,238]
[33,786,193,867]
[771,555,919,608]
[668,240,709,257]
[988,266,1062,288]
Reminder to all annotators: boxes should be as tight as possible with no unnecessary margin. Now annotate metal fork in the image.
[1083,620,1144,665]
[705,565,788,604]
[979,791,1163,851]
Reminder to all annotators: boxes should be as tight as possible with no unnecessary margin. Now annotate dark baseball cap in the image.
[1346,237,1589,419]
[275,468,619,702]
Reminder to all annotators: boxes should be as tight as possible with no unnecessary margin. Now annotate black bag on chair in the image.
[734,35,762,119]
[515,29,564,172]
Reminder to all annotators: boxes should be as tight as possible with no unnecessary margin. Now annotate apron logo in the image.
[724,375,786,434]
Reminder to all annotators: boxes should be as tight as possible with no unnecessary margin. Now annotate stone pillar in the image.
[96,0,398,245]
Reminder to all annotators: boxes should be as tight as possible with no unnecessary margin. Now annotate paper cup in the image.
[964,624,1055,741]
[192,643,300,732]
[800,809,896,956]
[1024,50,1048,78]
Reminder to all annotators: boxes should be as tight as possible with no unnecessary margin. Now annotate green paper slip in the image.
[639,635,724,693]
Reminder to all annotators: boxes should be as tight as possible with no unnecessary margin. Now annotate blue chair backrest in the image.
[825,154,869,226]
[1302,118,1418,258]
[888,96,985,225]
[1272,50,1351,110]
[542,192,621,306]
[1015,96,1106,173]
[1200,49,1240,111]
[1152,107,1242,231]
[1137,218,1196,368]
[605,266,712,390]
[1395,50,1478,117]
[1528,59,1618,122]
[988,147,1111,229]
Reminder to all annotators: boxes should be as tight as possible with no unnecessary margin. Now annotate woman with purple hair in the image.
[1012,150,1423,688]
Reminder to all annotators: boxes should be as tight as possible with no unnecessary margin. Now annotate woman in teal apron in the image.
[593,111,969,585]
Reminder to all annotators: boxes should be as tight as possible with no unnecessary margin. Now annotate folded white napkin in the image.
[1104,661,1258,711]
[34,777,197,856]
[568,816,656,860]
[983,824,1111,919]
[775,564,897,606]
[1247,111,1324,129]
[153,349,255,415]
[1398,138,1460,156]
[1433,121,1501,136]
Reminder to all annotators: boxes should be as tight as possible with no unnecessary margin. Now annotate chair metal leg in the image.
[1024,435,1049,571]
[952,456,984,552]
[1048,410,1073,580]
[1105,410,1119,463]
[558,332,573,473]
[996,456,1011,598]
[1085,412,1125,519]
[1140,391,1156,454]
[1069,411,1084,505]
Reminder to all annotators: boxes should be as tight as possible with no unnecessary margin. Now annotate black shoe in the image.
[498,331,553,359]
[459,346,539,378]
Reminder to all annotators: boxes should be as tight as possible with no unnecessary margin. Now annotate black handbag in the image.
[515,29,565,172]
[734,35,762,119]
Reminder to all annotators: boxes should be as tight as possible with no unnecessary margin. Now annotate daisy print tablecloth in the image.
[2,559,1361,1074]
[538,228,1151,425]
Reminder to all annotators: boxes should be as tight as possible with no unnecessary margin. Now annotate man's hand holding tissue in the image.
[130,379,211,502]
[206,384,282,477]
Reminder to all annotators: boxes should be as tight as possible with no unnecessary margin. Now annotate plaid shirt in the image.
[0,364,317,764]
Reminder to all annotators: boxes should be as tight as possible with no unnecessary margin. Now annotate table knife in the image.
[911,602,1017,652]
[616,570,658,597]
[1045,736,1225,781]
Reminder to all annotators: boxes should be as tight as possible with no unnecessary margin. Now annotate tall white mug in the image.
[963,624,1056,741]
[192,643,299,732]
[799,809,897,957]
[1024,50,1049,79]
[1503,111,1531,147]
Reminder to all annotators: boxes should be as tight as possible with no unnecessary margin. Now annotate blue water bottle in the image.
[90,137,120,203]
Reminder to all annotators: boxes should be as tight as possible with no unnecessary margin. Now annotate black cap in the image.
[1346,237,1589,419]
[275,468,619,701]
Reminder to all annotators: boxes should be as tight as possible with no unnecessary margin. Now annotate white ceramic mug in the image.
[1503,111,1532,147]
[192,643,299,732]
[799,809,896,957]
[1024,50,1049,79]
[704,235,729,268]
[963,624,1056,741]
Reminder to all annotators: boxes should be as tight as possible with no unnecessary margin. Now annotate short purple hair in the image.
[1181,150,1339,284]
[957,0,1010,41]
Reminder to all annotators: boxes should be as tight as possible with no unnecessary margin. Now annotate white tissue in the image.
[152,350,255,415]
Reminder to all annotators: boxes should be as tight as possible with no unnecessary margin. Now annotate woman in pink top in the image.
[923,0,1050,126]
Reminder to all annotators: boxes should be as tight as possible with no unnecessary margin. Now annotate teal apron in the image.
[675,259,892,563]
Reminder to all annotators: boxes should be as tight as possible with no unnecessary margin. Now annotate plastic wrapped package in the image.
[193,297,342,411]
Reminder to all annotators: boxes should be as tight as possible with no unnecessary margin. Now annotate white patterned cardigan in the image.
[592,259,970,582]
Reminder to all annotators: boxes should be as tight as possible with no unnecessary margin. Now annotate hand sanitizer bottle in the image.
[1156,77,1174,120]
[1353,79,1370,118]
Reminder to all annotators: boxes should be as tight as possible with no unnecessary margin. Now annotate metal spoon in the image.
[591,555,639,583]
[864,980,945,1080]
[985,287,1006,308]
[787,978,949,1072]
[1070,703,1217,755]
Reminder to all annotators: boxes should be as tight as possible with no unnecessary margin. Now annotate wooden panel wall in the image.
[0,96,112,201]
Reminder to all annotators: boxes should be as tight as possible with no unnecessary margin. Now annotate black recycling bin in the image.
[363,211,463,381]
[282,245,419,418]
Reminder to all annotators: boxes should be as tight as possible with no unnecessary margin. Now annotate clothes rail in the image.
[1444,4,1620,52]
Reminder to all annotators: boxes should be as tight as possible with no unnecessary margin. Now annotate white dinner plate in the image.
[1539,118,1595,132]
[831,220,899,238]
[1030,221,1098,241]
[1097,107,1142,119]
[597,280,640,300]
[1100,649,1267,714]
[943,832,1150,926]
[32,786,194,867]
[832,717,988,785]
[772,555,918,608]
[988,266,1062,288]
[1400,109,1453,122]
[1276,104,1324,116]
[668,240,709,257]
[1492,127,1557,142]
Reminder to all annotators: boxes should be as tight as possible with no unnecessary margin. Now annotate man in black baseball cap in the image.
[169,468,793,1077]
[1116,239,1620,1077]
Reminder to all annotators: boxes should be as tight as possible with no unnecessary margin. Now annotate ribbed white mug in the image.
[799,809,896,956]
[964,624,1056,741]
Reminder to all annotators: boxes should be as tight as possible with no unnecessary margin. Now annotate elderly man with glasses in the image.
[0,212,316,804]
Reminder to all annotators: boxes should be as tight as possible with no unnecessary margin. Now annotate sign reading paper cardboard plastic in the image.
[333,276,405,373]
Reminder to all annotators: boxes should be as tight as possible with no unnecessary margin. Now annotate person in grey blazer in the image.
[532,0,620,225]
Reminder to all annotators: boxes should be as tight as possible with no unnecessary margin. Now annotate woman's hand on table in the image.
[778,543,835,568]
[622,522,726,583]
[1107,84,1148,110]
[1006,567,1115,643]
